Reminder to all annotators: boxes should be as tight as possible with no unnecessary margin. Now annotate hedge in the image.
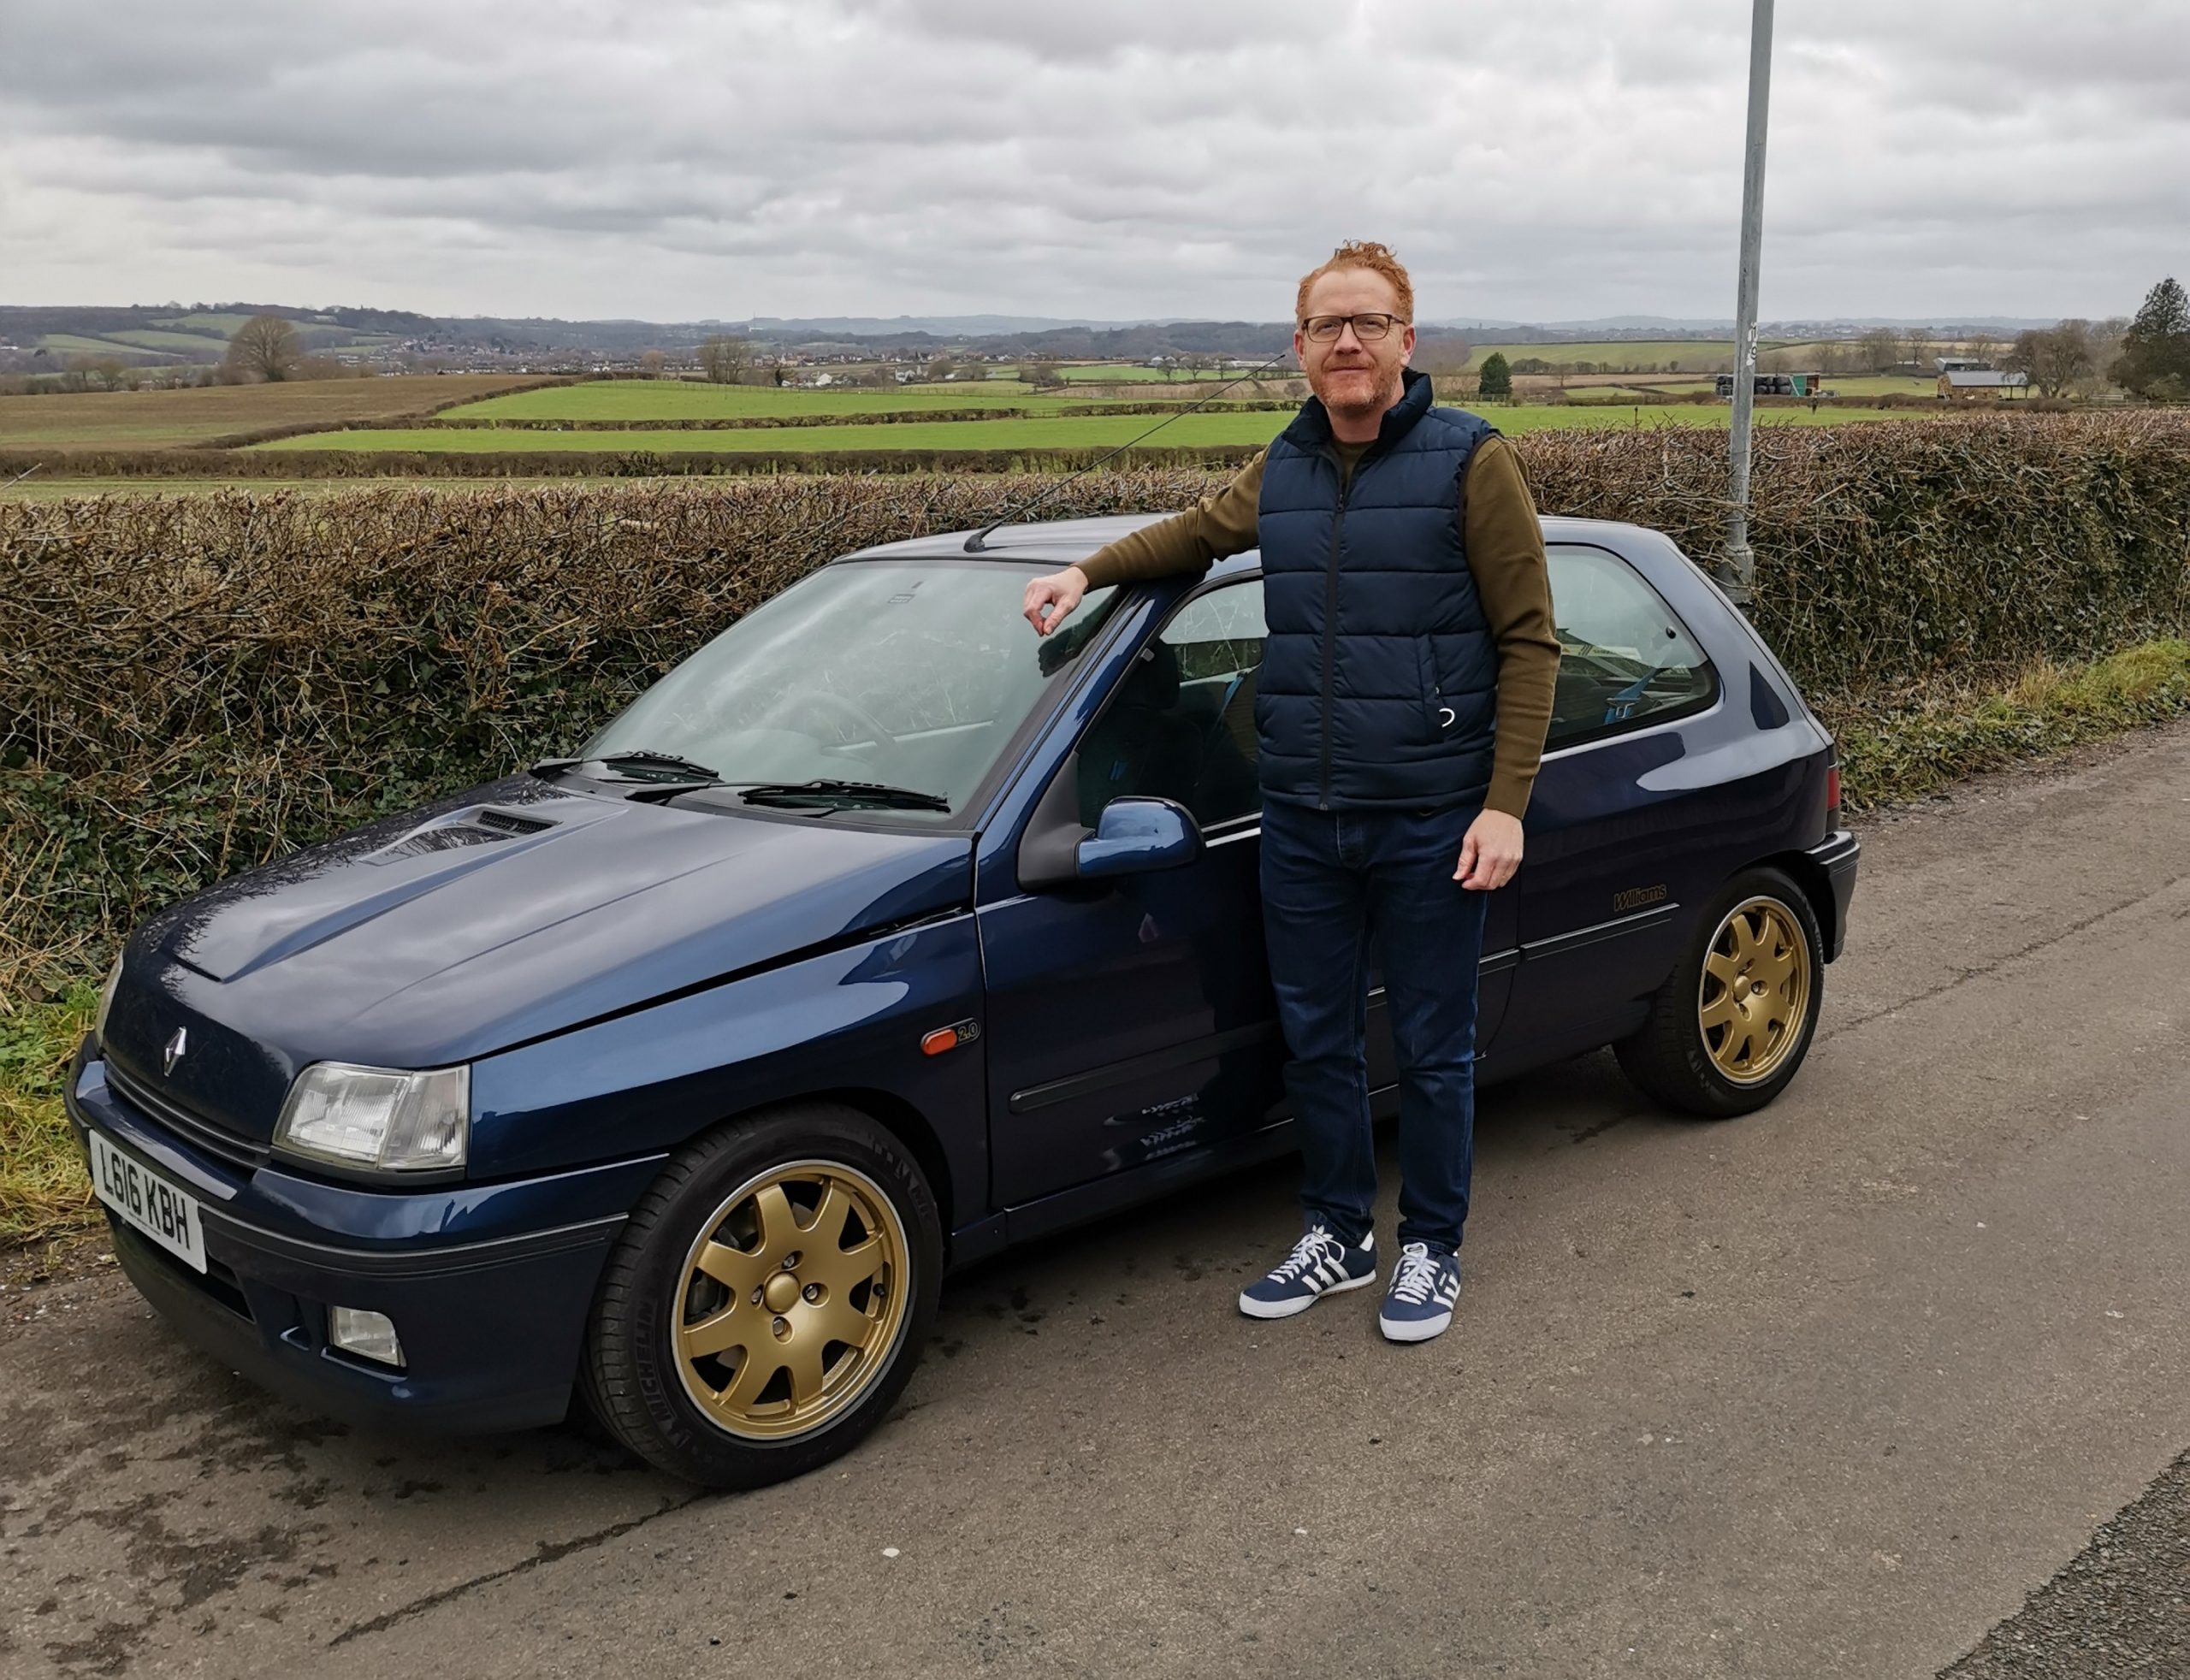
[3,414,2187,985]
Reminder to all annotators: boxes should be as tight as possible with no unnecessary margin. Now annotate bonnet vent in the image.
[368,807,556,865]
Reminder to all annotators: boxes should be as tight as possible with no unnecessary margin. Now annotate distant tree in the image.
[1477,352,1512,400]
[640,349,667,377]
[2111,277,2190,398]
[1902,328,1932,366]
[2004,321,2097,398]
[224,313,303,382]
[925,356,955,382]
[1960,328,2002,366]
[771,359,790,387]
[1020,359,1064,389]
[1858,327,1901,373]
[698,334,753,384]
[89,357,129,392]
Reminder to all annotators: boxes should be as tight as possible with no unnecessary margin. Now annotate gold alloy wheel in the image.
[1697,896,1812,1085]
[671,1161,910,1440]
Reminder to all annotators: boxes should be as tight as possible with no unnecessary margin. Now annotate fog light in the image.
[328,1306,405,1368]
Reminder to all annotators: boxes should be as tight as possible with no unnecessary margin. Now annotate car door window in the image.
[1546,545,1716,750]
[1076,580,1265,829]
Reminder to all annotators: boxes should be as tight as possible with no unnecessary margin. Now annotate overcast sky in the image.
[3,0,2184,324]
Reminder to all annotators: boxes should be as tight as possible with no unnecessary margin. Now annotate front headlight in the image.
[93,954,125,1044]
[273,1062,470,1173]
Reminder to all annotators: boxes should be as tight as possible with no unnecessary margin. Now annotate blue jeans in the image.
[1259,797,1489,1254]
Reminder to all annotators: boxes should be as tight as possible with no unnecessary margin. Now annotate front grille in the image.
[107,1061,271,1173]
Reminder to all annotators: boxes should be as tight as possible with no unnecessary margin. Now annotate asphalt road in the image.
[6,719,2189,1680]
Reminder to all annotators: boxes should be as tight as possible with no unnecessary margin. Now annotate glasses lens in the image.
[1303,314,1398,343]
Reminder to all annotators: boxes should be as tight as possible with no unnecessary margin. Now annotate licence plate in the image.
[88,1131,207,1273]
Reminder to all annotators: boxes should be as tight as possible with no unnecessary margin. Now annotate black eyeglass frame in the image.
[1297,312,1409,343]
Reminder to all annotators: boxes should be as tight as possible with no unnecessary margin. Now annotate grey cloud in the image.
[2,0,2185,321]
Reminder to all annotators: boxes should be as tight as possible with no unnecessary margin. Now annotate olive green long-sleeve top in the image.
[1072,434,1561,819]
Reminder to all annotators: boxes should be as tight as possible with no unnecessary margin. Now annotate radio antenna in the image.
[961,347,1294,552]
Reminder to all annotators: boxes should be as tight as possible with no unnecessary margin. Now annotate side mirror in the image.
[1076,796,1203,879]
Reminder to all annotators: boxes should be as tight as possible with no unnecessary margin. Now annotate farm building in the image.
[1938,370,2029,399]
[1935,355,1994,373]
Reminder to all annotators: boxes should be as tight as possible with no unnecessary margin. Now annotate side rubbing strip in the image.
[1010,1021,1281,1115]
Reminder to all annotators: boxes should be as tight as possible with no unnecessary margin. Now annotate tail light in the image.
[1826,756,1842,825]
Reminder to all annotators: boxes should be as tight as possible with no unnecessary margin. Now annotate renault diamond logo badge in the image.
[163,1027,188,1077]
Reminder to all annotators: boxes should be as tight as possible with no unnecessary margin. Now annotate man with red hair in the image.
[1022,241,1559,1342]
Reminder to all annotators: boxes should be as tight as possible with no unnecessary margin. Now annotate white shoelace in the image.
[1389,1243,1445,1305]
[1268,1226,1341,1282]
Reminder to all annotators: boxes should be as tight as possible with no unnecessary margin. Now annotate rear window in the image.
[1546,545,1716,750]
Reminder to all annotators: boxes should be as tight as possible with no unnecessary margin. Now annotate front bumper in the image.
[66,1046,664,1435]
[1806,827,1861,961]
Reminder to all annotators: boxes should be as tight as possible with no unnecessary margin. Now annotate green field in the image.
[34,333,172,360]
[104,328,230,353]
[162,312,255,334]
[445,379,1081,421]
[261,402,1921,457]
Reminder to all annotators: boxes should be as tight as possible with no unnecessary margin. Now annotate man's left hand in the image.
[1455,808,1524,890]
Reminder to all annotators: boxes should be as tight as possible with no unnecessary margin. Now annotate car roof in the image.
[841,512,1669,575]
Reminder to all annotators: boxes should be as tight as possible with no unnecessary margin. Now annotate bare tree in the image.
[1902,327,1933,367]
[698,334,752,384]
[1961,328,2001,366]
[925,356,955,382]
[1858,327,1901,373]
[640,349,667,377]
[224,313,303,382]
[2004,321,2097,398]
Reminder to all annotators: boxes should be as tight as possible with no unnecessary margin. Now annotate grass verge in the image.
[4,637,2188,1252]
[1,978,97,1246]
[1826,638,2190,811]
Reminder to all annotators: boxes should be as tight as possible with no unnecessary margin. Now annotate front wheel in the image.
[580,1103,941,1488]
[1613,867,1825,1118]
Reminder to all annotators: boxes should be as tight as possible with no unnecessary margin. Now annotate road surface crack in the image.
[324,1490,706,1649]
[1819,871,2189,1046]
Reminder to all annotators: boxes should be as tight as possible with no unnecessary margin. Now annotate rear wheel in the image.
[1613,867,1824,1118]
[581,1103,940,1488]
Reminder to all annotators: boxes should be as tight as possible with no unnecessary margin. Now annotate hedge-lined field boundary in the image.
[0,443,1272,479]
[3,413,2187,987]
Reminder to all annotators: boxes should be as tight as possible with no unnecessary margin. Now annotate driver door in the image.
[979,580,1286,1207]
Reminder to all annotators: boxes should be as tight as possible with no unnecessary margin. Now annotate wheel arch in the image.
[1754,847,1838,962]
[716,1085,959,1240]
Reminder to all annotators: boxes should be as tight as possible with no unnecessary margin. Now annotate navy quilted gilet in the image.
[1254,369,1499,811]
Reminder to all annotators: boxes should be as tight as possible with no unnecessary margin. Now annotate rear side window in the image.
[1546,545,1715,750]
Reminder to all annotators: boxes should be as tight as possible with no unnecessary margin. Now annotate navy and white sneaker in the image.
[1238,1224,1376,1319]
[1378,1241,1460,1341]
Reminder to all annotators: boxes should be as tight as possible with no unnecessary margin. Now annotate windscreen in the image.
[580,559,1119,820]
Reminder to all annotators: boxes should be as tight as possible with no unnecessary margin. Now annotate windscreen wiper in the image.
[531,749,721,782]
[734,778,951,813]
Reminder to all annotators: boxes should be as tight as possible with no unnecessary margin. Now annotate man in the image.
[1021,240,1560,1343]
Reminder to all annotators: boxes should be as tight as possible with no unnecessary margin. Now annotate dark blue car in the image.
[68,513,1858,1488]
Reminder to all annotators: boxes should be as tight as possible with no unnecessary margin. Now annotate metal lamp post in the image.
[1724,0,1773,603]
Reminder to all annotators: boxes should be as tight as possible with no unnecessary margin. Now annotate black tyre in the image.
[1613,866,1825,1119]
[581,1103,940,1488]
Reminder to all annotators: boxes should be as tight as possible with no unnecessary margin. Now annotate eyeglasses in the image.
[1299,312,1406,343]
